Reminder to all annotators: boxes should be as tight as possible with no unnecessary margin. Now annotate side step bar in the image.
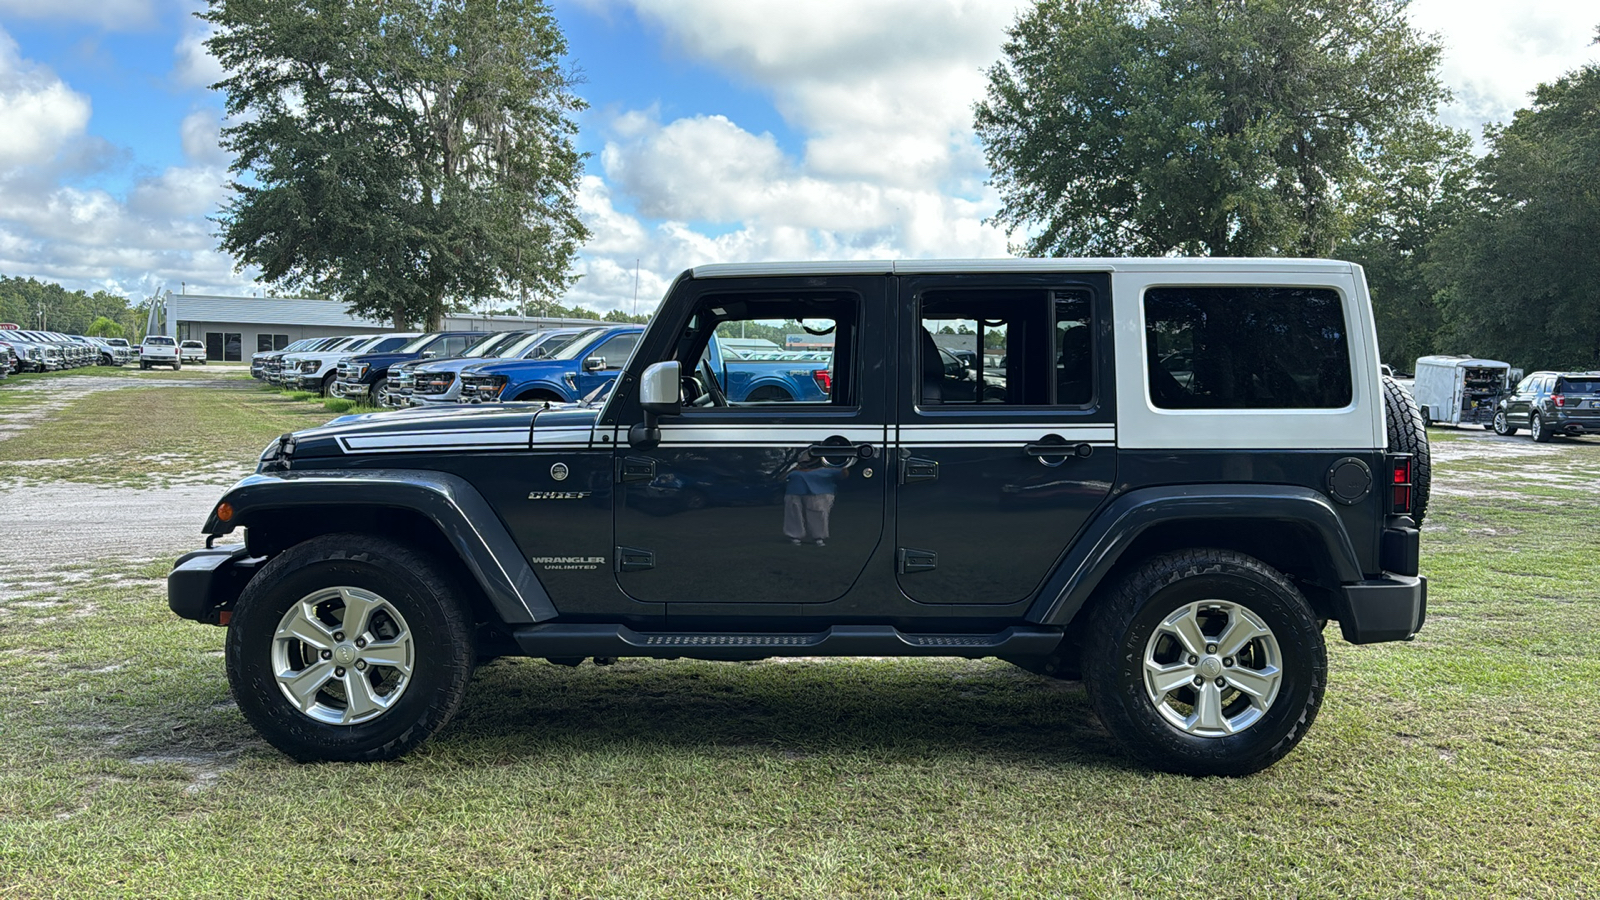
[510,623,1063,662]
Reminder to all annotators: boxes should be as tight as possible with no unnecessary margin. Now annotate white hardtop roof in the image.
[691,257,1358,279]
[1416,355,1510,368]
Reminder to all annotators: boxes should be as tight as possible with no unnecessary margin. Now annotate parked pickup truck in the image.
[169,258,1428,776]
[329,332,490,407]
[139,335,181,370]
[285,334,417,397]
[387,330,568,408]
[455,326,828,405]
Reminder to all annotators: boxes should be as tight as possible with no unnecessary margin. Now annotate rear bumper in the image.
[1338,574,1427,644]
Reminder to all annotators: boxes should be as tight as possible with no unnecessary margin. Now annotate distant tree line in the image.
[0,276,146,339]
[978,0,1600,371]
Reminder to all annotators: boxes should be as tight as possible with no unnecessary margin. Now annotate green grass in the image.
[0,380,339,486]
[1,391,1599,896]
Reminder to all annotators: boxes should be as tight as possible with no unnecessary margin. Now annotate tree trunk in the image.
[391,301,407,332]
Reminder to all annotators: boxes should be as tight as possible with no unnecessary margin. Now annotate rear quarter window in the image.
[1556,378,1600,394]
[1145,286,1352,410]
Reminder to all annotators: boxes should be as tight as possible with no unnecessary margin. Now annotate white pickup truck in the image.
[140,335,181,370]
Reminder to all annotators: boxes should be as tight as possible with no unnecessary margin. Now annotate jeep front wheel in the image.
[225,534,475,761]
[1083,549,1326,776]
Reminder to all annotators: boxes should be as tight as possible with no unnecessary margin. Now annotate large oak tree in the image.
[975,0,1462,260]
[205,0,589,329]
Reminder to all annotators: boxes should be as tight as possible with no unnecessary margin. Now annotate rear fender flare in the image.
[205,470,555,625]
[1026,485,1363,626]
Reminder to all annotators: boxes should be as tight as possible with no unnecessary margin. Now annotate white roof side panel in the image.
[692,257,1356,279]
[692,260,896,279]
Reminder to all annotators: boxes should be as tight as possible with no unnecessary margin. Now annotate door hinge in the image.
[901,457,938,484]
[615,546,655,572]
[618,456,656,483]
[897,548,938,574]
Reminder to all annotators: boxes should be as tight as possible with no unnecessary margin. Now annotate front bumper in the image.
[168,545,265,625]
[329,379,369,400]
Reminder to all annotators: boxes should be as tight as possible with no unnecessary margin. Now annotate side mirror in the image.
[630,360,681,448]
[583,356,606,372]
[421,350,437,359]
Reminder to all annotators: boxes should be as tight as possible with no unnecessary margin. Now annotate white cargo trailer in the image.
[1411,355,1512,428]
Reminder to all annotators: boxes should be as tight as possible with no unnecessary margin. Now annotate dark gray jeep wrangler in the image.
[169,258,1428,775]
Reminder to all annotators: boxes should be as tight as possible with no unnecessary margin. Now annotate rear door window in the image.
[1144,287,1352,409]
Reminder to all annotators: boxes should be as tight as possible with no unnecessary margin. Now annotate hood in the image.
[457,357,570,378]
[406,356,498,375]
[345,350,419,369]
[278,402,601,462]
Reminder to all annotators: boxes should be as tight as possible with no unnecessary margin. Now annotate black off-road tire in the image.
[1083,549,1327,777]
[1382,375,1431,526]
[225,534,476,762]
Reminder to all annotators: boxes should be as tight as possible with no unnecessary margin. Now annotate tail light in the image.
[813,369,832,393]
[1553,393,1565,407]
[1388,454,1413,515]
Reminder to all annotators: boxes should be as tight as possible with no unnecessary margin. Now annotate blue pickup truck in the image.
[457,325,831,405]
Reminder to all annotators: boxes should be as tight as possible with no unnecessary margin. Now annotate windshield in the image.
[521,330,583,358]
[340,336,383,352]
[366,336,411,353]
[107,339,129,347]
[547,329,608,361]
[399,333,440,353]
[463,331,526,358]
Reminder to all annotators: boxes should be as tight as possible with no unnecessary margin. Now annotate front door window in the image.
[611,282,887,606]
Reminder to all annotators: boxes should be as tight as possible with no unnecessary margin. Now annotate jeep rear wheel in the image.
[225,534,475,761]
[1083,549,1326,776]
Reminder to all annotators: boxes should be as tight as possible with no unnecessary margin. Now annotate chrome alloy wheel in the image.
[271,586,415,725]
[1142,600,1283,737]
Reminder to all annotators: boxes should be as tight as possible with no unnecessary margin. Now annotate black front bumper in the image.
[168,545,265,625]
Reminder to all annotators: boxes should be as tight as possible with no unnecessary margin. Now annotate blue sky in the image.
[0,0,1594,314]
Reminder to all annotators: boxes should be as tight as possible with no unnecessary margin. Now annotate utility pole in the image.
[632,259,640,319]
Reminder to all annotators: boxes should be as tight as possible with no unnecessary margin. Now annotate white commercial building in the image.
[147,291,610,362]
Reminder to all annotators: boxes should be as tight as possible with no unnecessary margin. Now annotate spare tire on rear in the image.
[1382,375,1431,526]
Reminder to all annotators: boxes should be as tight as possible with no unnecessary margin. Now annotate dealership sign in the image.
[0,323,17,330]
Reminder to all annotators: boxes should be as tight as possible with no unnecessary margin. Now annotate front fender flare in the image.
[205,469,556,625]
[1026,484,1363,626]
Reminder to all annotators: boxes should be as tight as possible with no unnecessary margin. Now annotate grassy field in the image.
[0,376,340,486]
[1,379,1599,897]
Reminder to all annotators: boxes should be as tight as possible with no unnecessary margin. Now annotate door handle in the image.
[805,441,875,459]
[1023,434,1094,464]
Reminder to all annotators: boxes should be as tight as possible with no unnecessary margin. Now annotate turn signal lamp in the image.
[215,502,234,523]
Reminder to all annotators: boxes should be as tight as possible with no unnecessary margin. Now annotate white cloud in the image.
[1408,0,1600,133]
[0,0,156,30]
[173,21,225,89]
[179,109,230,166]
[0,29,92,171]
[566,0,1022,312]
